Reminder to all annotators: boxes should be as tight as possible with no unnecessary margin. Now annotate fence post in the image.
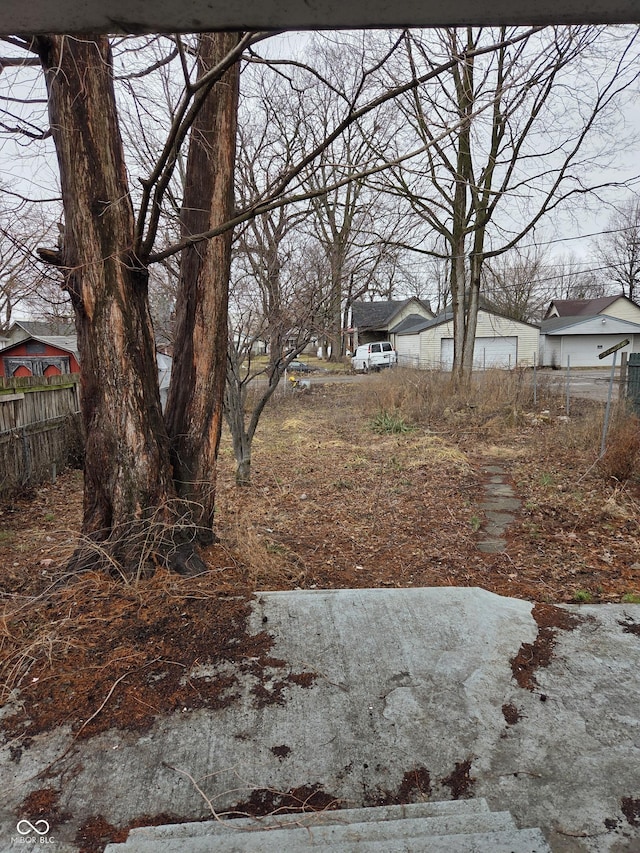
[600,349,618,457]
[619,351,628,401]
[565,354,571,415]
[21,426,31,482]
[628,353,640,414]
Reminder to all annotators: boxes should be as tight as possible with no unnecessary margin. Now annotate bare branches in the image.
[114,44,179,80]
[135,31,268,257]
[149,27,544,263]
[0,56,40,71]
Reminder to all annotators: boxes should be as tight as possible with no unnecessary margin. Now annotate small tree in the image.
[225,319,315,486]
[224,207,322,484]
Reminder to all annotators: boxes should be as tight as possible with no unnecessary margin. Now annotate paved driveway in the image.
[305,367,627,404]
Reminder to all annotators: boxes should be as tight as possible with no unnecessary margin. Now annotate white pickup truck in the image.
[351,341,398,373]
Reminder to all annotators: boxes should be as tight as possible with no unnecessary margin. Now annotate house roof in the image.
[389,313,433,335]
[544,295,622,319]
[540,313,640,334]
[9,319,76,337]
[1,334,173,377]
[395,311,452,335]
[352,298,431,331]
[396,306,540,335]
[0,333,79,360]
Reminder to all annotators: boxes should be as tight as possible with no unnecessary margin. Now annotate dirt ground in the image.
[1,375,639,849]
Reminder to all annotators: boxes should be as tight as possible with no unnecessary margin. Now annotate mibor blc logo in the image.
[17,820,50,835]
[13,819,55,844]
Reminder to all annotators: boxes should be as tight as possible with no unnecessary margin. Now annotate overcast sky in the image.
[2,27,640,320]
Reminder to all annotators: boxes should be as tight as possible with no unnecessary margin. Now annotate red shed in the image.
[0,335,80,378]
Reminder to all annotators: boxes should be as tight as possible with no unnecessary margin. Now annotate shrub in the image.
[599,412,640,483]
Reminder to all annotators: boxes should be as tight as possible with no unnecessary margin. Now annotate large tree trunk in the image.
[165,32,241,541]
[36,35,183,571]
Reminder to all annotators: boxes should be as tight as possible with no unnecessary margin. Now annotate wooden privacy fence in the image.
[0,374,81,497]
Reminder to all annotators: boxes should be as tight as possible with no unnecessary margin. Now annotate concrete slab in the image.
[2,587,639,852]
[477,538,507,554]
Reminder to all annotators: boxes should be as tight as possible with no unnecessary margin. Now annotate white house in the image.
[394,308,540,370]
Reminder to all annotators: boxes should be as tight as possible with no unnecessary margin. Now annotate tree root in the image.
[67,509,210,579]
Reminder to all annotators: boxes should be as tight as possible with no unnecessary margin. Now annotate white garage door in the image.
[440,336,518,369]
[558,335,632,368]
[396,334,421,368]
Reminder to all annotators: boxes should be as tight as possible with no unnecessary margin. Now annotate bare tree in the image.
[482,247,549,323]
[224,88,321,484]
[594,198,640,301]
[22,32,257,571]
[225,274,317,486]
[163,32,244,543]
[380,26,640,382]
[546,252,608,301]
[298,36,414,358]
[0,196,62,327]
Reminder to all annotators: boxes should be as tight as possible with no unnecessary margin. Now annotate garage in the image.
[540,316,640,368]
[440,336,518,369]
[554,334,630,367]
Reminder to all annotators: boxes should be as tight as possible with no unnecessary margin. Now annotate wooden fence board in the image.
[0,375,82,496]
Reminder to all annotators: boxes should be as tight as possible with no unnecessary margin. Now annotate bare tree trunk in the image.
[450,30,475,386]
[461,252,481,379]
[450,230,467,384]
[223,351,253,486]
[36,35,182,570]
[328,263,344,360]
[165,32,241,540]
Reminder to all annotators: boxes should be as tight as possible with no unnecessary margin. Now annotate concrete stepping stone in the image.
[476,461,521,553]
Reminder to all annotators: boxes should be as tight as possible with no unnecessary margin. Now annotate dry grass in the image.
[599,411,640,483]
[209,368,640,604]
[359,367,561,437]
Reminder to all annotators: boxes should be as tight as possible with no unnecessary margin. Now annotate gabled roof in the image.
[544,295,622,319]
[540,316,589,333]
[1,334,173,375]
[8,319,76,337]
[351,298,432,331]
[0,333,79,360]
[396,306,540,335]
